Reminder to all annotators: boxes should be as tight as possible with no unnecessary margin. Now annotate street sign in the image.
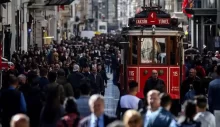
[136,12,170,25]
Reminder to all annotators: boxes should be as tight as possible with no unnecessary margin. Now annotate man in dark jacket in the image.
[57,69,74,97]
[81,64,90,77]
[88,66,104,95]
[0,75,27,127]
[38,68,49,91]
[79,94,116,127]
[46,71,65,104]
[181,68,203,103]
[97,64,108,95]
[68,64,84,99]
[143,70,166,98]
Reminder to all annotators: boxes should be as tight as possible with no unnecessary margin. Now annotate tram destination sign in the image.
[135,12,170,25]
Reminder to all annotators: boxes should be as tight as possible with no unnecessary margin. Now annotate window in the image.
[194,0,201,8]
[141,38,153,63]
[99,25,106,30]
[140,38,166,64]
[154,38,166,64]
[177,0,182,12]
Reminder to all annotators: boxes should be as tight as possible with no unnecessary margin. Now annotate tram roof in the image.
[122,27,184,36]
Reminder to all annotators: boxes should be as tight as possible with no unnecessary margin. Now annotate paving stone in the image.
[104,73,120,115]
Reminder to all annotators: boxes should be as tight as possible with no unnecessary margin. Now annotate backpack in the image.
[184,85,196,101]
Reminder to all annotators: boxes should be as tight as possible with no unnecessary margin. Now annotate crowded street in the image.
[1,0,220,127]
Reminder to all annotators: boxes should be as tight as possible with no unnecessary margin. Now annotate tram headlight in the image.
[152,25,156,34]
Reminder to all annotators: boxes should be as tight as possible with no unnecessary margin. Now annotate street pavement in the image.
[104,73,120,116]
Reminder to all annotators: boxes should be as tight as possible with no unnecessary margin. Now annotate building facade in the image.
[186,0,218,51]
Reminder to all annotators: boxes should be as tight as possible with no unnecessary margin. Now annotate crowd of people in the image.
[0,34,219,127]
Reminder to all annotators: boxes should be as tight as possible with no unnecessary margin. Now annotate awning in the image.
[0,0,10,4]
[45,0,74,6]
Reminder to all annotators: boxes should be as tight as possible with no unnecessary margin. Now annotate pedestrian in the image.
[76,79,91,118]
[123,110,142,127]
[116,81,143,119]
[57,97,80,127]
[10,114,30,127]
[79,94,116,127]
[143,70,166,98]
[194,95,215,127]
[0,75,27,127]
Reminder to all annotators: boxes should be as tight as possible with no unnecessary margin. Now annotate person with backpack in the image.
[56,97,80,127]
[181,69,201,103]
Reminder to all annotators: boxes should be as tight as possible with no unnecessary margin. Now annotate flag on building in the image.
[182,0,193,18]
[57,5,65,12]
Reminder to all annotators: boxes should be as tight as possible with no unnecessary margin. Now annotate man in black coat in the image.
[97,64,108,95]
[88,66,104,95]
[68,64,84,99]
[79,94,116,127]
[143,70,166,98]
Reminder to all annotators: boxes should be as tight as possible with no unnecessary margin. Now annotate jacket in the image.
[145,107,177,127]
[57,76,74,97]
[79,114,116,127]
[143,77,166,97]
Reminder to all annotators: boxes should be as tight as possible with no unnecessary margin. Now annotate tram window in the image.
[141,38,153,63]
[132,36,138,64]
[154,38,166,64]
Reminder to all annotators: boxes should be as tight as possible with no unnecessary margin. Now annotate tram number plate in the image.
[173,71,178,76]
[129,71,135,76]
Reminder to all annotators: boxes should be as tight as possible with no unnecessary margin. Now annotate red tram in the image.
[120,5,185,100]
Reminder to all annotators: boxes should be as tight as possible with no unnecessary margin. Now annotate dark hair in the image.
[160,93,172,108]
[8,74,18,85]
[183,100,197,120]
[80,78,91,95]
[57,69,65,77]
[48,71,57,83]
[64,97,79,114]
[194,95,207,109]
[128,80,138,90]
[40,68,48,77]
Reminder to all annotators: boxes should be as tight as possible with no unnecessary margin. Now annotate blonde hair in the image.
[123,110,142,127]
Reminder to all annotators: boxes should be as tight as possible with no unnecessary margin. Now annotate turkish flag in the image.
[60,5,65,10]
[182,0,192,18]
